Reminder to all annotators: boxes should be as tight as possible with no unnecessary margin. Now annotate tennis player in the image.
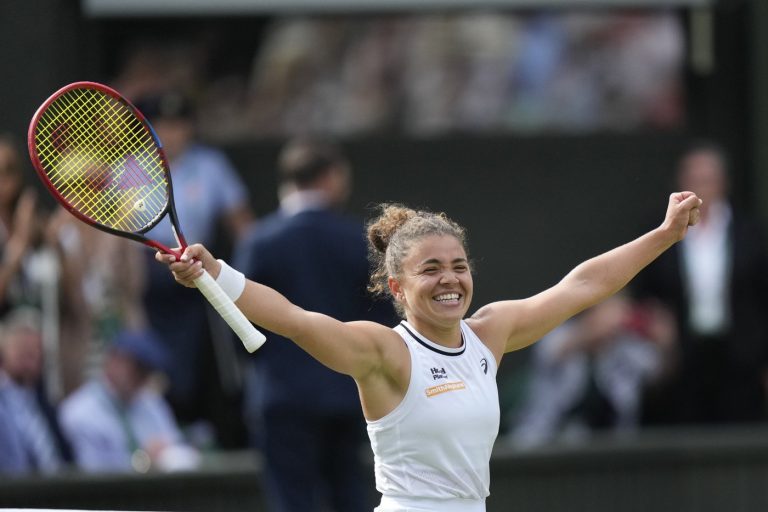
[157,191,701,512]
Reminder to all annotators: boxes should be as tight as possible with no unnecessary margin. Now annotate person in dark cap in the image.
[133,89,254,446]
[59,328,199,473]
[132,89,254,250]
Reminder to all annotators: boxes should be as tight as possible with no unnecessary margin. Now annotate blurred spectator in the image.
[509,294,674,448]
[134,90,254,260]
[0,307,72,474]
[634,141,768,425]
[0,135,42,315]
[59,328,199,473]
[0,137,67,402]
[0,391,27,473]
[134,90,254,444]
[46,208,148,396]
[235,138,397,512]
[246,18,353,137]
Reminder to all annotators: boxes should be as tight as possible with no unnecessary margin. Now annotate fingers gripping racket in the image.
[28,81,266,353]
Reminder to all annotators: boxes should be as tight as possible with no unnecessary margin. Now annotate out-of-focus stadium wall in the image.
[0,1,91,156]
[223,134,688,310]
[754,0,768,230]
[3,428,768,512]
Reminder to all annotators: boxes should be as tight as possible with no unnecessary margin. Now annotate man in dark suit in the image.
[235,139,396,512]
[635,141,768,425]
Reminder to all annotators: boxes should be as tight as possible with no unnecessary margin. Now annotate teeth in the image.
[434,293,460,301]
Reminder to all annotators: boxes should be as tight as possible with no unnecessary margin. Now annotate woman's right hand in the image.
[155,243,221,288]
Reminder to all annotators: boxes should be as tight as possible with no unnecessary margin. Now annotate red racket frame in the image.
[28,81,187,258]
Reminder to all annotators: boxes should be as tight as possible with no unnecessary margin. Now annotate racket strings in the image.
[37,93,156,228]
[41,97,135,222]
[34,88,169,232]
[46,91,165,228]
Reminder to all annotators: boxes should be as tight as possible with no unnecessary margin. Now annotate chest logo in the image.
[480,358,488,375]
[430,367,448,380]
[425,381,466,398]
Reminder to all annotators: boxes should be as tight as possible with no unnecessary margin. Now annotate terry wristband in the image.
[216,259,246,302]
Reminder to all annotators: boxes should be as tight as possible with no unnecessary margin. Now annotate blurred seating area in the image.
[108,10,685,142]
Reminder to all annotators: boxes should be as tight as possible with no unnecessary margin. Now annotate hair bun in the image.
[367,204,415,254]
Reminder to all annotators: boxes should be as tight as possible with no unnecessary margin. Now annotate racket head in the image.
[28,81,184,254]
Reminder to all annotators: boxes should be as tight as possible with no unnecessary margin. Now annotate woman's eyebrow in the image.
[417,257,468,266]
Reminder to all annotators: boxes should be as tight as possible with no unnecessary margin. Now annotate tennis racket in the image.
[27,81,266,353]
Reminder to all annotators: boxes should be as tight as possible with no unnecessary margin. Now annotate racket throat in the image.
[171,224,187,251]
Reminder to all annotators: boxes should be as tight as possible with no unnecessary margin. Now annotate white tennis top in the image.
[367,320,500,511]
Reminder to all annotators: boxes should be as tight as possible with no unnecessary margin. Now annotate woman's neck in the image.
[404,317,463,348]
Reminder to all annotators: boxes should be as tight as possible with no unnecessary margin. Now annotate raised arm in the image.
[469,192,702,358]
[155,245,399,381]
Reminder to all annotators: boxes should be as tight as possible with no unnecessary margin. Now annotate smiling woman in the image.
[156,192,701,511]
[367,204,472,330]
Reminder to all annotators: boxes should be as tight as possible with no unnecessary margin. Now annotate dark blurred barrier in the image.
[488,427,768,512]
[0,452,269,511]
[3,427,768,512]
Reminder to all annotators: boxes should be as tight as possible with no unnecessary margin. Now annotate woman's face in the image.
[390,234,473,331]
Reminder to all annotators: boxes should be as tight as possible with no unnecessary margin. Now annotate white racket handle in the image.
[193,269,266,353]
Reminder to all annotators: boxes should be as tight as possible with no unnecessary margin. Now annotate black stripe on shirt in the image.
[400,321,466,357]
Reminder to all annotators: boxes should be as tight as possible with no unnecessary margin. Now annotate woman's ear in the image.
[388,276,404,303]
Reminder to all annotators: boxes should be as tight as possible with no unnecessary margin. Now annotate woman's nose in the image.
[440,271,459,284]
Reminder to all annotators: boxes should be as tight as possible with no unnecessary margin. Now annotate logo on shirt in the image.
[425,381,466,397]
[430,367,448,380]
[480,358,488,375]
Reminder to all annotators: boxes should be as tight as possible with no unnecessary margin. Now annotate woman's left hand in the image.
[660,191,702,242]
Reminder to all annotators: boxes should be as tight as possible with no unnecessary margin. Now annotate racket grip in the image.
[193,269,266,353]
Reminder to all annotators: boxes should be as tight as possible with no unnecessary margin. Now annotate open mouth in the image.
[433,292,461,303]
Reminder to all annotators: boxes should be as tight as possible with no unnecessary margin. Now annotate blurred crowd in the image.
[0,104,239,475]
[241,11,683,138]
[111,10,684,143]
[2,8,768,512]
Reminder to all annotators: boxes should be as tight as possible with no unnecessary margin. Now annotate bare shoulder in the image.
[466,300,525,362]
[352,321,412,421]
[348,319,409,375]
[348,319,404,344]
[468,284,587,355]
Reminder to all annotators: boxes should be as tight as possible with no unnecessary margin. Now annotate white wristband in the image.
[216,259,246,302]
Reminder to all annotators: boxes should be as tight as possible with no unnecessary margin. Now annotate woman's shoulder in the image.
[465,304,516,362]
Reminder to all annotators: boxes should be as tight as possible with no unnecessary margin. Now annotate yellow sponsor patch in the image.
[425,381,466,397]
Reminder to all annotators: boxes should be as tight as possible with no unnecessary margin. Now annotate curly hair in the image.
[366,203,468,317]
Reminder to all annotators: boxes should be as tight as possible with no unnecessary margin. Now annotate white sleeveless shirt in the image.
[367,320,500,511]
